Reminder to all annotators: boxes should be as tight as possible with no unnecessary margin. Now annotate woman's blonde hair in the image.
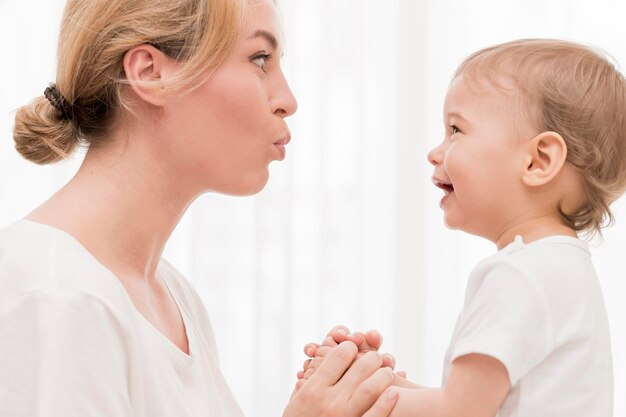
[14,0,249,164]
[455,39,626,235]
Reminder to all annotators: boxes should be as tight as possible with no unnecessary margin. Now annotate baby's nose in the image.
[427,144,443,166]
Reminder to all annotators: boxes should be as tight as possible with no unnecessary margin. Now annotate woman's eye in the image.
[251,53,272,71]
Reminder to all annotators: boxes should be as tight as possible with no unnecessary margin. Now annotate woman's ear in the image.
[522,131,568,187]
[123,44,177,107]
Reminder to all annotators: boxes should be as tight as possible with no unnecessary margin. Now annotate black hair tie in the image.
[44,83,73,121]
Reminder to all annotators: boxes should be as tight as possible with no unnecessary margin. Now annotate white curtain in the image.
[1,1,625,416]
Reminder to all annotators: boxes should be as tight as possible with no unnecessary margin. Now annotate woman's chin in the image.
[219,172,270,197]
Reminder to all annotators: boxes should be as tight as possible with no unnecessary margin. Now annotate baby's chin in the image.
[443,215,491,241]
[442,212,461,231]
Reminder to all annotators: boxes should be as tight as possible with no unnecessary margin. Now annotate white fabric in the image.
[442,235,613,417]
[3,3,626,416]
[0,220,244,417]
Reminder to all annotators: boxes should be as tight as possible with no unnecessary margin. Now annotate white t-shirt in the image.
[442,235,613,417]
[0,220,245,417]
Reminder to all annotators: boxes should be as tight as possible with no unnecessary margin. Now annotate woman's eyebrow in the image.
[248,30,278,50]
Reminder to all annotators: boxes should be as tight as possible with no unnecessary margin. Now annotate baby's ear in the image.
[522,131,568,187]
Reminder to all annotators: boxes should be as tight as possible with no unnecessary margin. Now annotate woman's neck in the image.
[26,130,196,285]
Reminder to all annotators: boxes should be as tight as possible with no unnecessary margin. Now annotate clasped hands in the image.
[283,325,415,417]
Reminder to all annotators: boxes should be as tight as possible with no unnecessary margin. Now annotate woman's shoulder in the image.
[0,220,133,317]
[0,219,84,260]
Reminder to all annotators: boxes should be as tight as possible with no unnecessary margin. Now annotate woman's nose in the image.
[272,70,298,118]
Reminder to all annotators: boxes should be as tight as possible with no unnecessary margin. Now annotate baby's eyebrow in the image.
[447,111,469,124]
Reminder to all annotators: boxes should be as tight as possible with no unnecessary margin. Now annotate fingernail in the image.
[336,328,347,336]
[387,389,398,401]
[305,347,314,356]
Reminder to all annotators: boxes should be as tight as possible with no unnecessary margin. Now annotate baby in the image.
[298,39,626,416]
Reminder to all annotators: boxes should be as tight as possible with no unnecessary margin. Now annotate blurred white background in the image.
[1,1,625,416]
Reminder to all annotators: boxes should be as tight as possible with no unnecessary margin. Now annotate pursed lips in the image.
[273,133,291,160]
[273,131,291,146]
[273,137,290,146]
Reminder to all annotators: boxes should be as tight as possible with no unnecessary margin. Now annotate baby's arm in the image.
[386,353,510,417]
[300,338,509,415]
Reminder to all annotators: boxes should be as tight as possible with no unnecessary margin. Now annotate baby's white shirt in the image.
[443,235,612,417]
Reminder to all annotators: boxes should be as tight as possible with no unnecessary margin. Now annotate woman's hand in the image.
[284,341,398,417]
[298,325,399,381]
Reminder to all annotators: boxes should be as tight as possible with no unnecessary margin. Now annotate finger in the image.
[362,388,399,417]
[396,371,407,378]
[294,378,306,393]
[326,324,351,338]
[382,353,396,369]
[303,358,312,372]
[314,345,332,358]
[303,352,329,379]
[348,367,395,416]
[307,356,324,373]
[303,367,316,380]
[336,350,383,392]
[304,343,320,358]
[297,370,304,380]
[307,341,358,387]
[328,326,351,344]
[364,329,383,350]
[347,331,366,347]
[352,330,380,354]
[322,335,340,347]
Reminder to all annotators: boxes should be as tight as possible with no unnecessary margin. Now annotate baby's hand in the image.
[297,325,396,381]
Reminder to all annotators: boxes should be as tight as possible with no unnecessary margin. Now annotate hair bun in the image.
[13,96,78,165]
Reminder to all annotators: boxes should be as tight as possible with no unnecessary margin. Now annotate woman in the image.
[0,0,398,415]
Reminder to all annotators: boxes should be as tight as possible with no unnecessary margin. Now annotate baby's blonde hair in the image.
[14,0,249,164]
[455,39,626,235]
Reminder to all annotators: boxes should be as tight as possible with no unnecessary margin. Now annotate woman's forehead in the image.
[241,0,283,49]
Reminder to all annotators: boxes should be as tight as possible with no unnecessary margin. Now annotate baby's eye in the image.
[450,125,460,135]
[251,53,272,71]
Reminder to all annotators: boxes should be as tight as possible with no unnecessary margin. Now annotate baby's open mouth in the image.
[434,180,454,193]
